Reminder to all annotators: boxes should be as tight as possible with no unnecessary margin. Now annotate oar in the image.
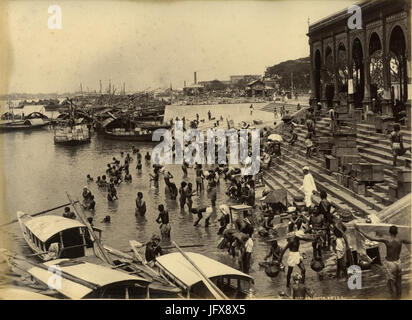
[129,241,204,250]
[0,201,79,227]
[26,244,88,257]
[1,250,100,291]
[66,193,113,265]
[172,241,228,300]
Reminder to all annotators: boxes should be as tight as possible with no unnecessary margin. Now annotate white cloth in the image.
[287,251,302,267]
[336,237,346,259]
[245,238,254,253]
[300,173,317,207]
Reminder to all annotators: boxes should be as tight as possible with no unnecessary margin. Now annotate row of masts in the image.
[79,81,126,96]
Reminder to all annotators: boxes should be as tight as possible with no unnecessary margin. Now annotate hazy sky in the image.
[5,0,355,93]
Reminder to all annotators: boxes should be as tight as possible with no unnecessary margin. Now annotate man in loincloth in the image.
[279,233,306,289]
[355,225,411,299]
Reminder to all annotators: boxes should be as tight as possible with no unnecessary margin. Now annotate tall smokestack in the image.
[99,80,102,94]
[194,72,197,84]
[184,81,186,88]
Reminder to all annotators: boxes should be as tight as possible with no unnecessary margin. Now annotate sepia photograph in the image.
[0,0,411,304]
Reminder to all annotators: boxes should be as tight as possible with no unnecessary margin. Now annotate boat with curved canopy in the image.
[154,252,254,299]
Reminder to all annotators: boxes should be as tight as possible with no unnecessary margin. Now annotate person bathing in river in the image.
[191,206,213,227]
[86,174,93,182]
[163,171,174,192]
[107,183,118,201]
[145,234,163,264]
[195,164,205,192]
[63,207,76,219]
[169,182,178,200]
[185,183,196,212]
[124,170,132,182]
[355,225,411,299]
[136,159,142,172]
[135,192,146,216]
[150,168,159,188]
[179,182,187,209]
[82,195,95,212]
[144,151,151,163]
[181,161,189,176]
[156,204,171,241]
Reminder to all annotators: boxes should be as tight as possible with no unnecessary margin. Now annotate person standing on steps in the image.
[299,166,317,209]
[390,123,411,167]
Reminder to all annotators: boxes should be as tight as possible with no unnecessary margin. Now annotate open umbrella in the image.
[267,134,283,142]
[261,189,287,206]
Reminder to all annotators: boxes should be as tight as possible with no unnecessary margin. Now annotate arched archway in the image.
[314,50,322,102]
[324,46,334,107]
[337,43,348,94]
[352,38,364,107]
[369,32,384,111]
[389,25,407,106]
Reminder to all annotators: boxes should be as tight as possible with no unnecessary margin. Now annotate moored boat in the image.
[154,252,254,299]
[17,212,98,261]
[26,258,151,299]
[104,243,183,298]
[0,118,50,132]
[54,123,91,145]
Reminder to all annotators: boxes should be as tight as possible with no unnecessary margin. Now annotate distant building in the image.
[183,84,205,96]
[245,79,275,97]
[230,75,261,84]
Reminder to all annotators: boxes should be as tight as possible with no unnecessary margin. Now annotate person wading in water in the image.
[355,225,411,299]
[135,192,146,216]
[156,204,171,241]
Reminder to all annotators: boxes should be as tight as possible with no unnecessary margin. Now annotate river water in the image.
[0,103,385,299]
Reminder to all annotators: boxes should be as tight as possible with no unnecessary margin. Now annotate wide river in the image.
[0,103,369,298]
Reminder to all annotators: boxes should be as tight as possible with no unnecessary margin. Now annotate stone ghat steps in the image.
[293,120,407,180]
[279,145,384,214]
[262,167,358,215]
[260,103,302,114]
[287,125,396,205]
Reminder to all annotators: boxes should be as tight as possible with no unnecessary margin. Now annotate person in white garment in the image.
[299,166,317,208]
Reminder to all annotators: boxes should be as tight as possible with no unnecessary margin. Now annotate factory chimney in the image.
[194,72,197,84]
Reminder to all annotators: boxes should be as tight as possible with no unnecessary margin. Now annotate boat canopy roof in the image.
[156,252,253,288]
[23,119,45,126]
[28,259,150,299]
[23,214,85,242]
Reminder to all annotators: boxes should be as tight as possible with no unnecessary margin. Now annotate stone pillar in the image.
[320,69,328,110]
[309,41,317,105]
[381,53,393,116]
[406,57,411,129]
[347,61,355,112]
[362,56,372,114]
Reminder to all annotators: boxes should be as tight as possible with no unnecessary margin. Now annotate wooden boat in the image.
[16,206,181,298]
[153,252,254,299]
[103,128,154,141]
[0,118,50,132]
[26,258,151,299]
[53,100,93,145]
[54,123,91,145]
[0,286,57,300]
[17,212,99,261]
[104,244,182,298]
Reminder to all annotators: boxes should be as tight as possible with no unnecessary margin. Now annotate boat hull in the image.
[54,138,91,146]
[0,122,50,132]
[103,131,155,142]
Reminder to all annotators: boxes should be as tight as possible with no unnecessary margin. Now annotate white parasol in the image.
[267,134,283,142]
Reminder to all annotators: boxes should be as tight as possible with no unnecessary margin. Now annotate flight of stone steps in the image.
[262,113,411,220]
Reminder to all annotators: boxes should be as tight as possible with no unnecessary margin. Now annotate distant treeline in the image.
[265,56,311,92]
